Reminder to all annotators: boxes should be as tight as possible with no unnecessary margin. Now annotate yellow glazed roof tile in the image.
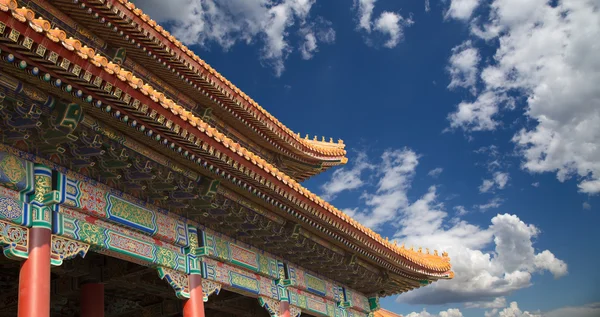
[117,0,347,160]
[374,309,403,317]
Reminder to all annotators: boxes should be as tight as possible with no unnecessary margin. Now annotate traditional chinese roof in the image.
[47,0,347,181]
[374,309,404,317]
[0,0,453,292]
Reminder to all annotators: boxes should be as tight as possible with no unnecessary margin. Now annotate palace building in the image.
[0,0,453,316]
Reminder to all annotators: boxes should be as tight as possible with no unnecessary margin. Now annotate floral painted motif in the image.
[77,221,104,246]
[50,235,90,266]
[230,271,260,294]
[230,243,258,270]
[201,279,222,302]
[157,266,190,299]
[107,195,156,234]
[0,196,23,221]
[0,219,29,260]
[0,154,25,185]
[107,231,154,261]
[306,273,327,296]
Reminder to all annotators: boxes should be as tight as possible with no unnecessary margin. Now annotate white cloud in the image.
[445,0,481,20]
[321,148,567,305]
[494,302,541,317]
[454,205,469,216]
[374,12,411,48]
[425,0,431,13]
[448,91,507,132]
[299,18,336,60]
[583,202,591,210]
[578,179,600,195]
[543,302,600,317]
[320,152,373,201]
[483,302,600,317]
[428,167,444,178]
[479,179,495,193]
[353,0,413,48]
[349,149,419,229]
[466,297,507,309]
[406,308,464,317]
[396,209,567,305]
[531,182,539,188]
[494,171,509,189]
[447,41,480,94]
[299,31,318,60]
[446,0,600,193]
[476,197,503,210]
[133,0,335,76]
[355,0,376,32]
[480,172,510,193]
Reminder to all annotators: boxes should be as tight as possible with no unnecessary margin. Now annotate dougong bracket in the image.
[50,235,90,266]
[201,279,221,302]
[258,296,281,317]
[0,219,29,260]
[158,266,190,299]
[290,305,302,317]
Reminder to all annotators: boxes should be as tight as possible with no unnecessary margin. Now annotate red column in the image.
[18,227,52,317]
[81,283,104,317]
[280,301,291,317]
[183,274,205,317]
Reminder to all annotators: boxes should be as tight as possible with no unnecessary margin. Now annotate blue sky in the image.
[135,1,600,316]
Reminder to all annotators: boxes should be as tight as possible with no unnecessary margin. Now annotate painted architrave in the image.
[202,257,279,300]
[286,287,369,317]
[0,144,189,248]
[343,288,371,313]
[62,173,188,247]
[54,207,187,272]
[201,230,279,279]
[287,264,371,314]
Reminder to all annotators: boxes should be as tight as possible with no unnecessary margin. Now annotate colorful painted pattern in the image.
[106,194,156,234]
[0,194,29,226]
[287,264,370,313]
[50,235,90,266]
[158,266,190,299]
[203,257,279,300]
[202,231,279,279]
[0,152,34,198]
[0,125,376,312]
[63,175,188,247]
[287,288,368,317]
[0,219,29,260]
[54,209,187,272]
[306,273,327,296]
[345,288,371,313]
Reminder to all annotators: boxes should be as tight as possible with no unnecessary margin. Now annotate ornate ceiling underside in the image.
[0,65,430,295]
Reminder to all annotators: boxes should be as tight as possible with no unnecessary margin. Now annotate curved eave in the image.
[0,3,452,277]
[80,0,349,163]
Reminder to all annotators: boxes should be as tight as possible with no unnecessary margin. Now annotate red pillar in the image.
[18,227,52,317]
[183,274,205,317]
[280,301,291,317]
[81,283,104,317]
